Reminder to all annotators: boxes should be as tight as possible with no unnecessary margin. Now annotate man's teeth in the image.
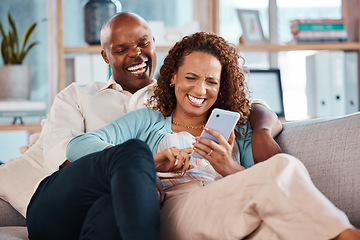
[188,95,204,105]
[127,62,147,74]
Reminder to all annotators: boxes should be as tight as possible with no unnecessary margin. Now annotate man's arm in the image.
[249,103,282,163]
[40,84,86,171]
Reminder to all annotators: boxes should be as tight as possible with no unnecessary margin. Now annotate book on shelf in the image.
[291,19,345,27]
[291,19,347,43]
[293,30,347,41]
[291,19,345,24]
[291,19,345,32]
[293,30,346,37]
[295,38,347,43]
[292,23,344,32]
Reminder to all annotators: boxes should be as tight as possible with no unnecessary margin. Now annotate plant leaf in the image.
[1,38,10,64]
[18,41,38,64]
[20,23,36,55]
[0,21,7,39]
[0,21,12,64]
[7,12,19,53]
[8,30,17,63]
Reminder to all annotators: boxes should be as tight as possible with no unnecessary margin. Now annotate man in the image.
[0,11,281,222]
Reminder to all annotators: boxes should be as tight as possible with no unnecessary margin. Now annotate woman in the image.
[67,32,359,239]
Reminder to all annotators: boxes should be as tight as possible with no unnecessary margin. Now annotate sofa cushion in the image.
[275,112,360,227]
[0,227,28,240]
[0,199,26,227]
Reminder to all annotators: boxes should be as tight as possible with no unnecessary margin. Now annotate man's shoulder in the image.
[58,81,107,96]
[71,81,107,92]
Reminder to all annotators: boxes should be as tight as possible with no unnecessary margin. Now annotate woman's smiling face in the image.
[171,51,222,119]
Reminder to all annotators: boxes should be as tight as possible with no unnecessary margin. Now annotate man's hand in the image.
[59,160,71,169]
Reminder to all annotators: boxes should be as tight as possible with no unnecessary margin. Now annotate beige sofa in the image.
[1,112,359,239]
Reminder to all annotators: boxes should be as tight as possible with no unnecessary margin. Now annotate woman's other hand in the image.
[153,147,193,175]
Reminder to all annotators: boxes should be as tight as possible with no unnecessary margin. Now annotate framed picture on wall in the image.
[237,9,268,44]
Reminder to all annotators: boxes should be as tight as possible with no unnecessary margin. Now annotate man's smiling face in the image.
[101,14,157,93]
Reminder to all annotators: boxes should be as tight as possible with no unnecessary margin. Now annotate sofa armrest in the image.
[0,199,26,227]
[275,112,360,227]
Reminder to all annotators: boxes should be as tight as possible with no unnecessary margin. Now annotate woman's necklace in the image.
[172,119,206,129]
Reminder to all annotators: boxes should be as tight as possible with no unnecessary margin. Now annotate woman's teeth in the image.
[188,95,204,105]
[127,62,147,74]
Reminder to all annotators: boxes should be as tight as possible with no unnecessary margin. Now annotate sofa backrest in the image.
[275,112,360,227]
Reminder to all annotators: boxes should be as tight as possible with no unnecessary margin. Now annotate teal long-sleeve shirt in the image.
[66,107,255,168]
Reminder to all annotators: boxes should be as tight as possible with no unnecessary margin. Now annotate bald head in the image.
[100,12,150,49]
[99,12,157,93]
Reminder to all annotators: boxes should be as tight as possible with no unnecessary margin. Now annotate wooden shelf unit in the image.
[0,124,42,132]
[48,0,360,111]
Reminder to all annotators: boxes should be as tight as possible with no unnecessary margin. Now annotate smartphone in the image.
[193,108,240,158]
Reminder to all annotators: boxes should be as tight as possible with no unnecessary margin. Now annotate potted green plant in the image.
[0,12,38,100]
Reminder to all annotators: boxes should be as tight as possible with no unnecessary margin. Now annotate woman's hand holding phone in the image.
[192,108,245,176]
[193,128,244,177]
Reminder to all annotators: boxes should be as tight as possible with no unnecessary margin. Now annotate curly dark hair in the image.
[148,32,251,128]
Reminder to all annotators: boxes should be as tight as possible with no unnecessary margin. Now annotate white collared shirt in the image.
[40,76,156,171]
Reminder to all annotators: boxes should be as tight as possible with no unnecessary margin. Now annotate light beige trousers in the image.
[160,154,352,240]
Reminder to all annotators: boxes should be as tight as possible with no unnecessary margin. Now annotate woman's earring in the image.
[170,83,174,87]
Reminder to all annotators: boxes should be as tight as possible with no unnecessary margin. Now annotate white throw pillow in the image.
[0,141,51,217]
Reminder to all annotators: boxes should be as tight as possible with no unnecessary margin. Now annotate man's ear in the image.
[101,50,110,65]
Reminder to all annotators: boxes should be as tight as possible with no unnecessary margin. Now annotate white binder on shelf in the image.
[65,58,75,86]
[329,51,346,116]
[344,51,359,114]
[306,51,332,117]
[66,54,109,86]
[306,50,359,118]
[74,55,92,85]
[91,54,109,83]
